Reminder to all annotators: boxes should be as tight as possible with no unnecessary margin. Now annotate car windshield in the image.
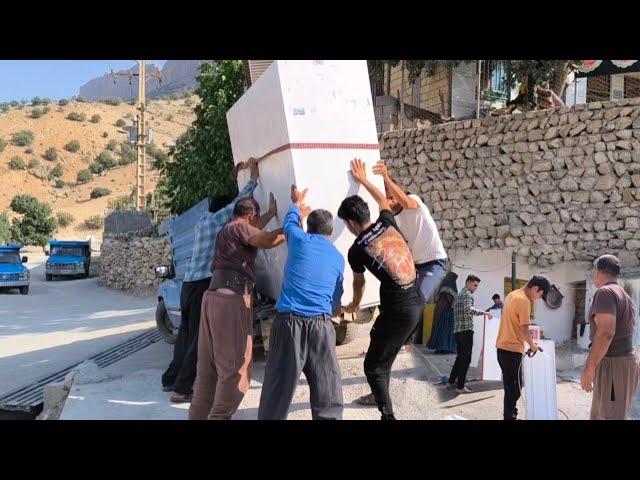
[0,252,21,264]
[51,246,84,257]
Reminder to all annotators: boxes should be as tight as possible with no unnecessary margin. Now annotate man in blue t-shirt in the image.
[258,185,345,420]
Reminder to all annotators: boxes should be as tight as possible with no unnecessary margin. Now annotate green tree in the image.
[96,151,116,169]
[10,195,57,246]
[158,61,245,214]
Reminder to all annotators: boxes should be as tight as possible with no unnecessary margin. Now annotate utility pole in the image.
[111,61,162,211]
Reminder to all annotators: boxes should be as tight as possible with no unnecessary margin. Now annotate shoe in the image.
[446,382,457,390]
[355,392,378,406]
[170,392,193,403]
[381,413,397,420]
[456,387,473,394]
[162,385,174,392]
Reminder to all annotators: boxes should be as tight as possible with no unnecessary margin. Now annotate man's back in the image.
[276,205,344,317]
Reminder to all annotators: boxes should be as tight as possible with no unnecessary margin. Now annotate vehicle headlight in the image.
[19,272,29,280]
[46,262,52,268]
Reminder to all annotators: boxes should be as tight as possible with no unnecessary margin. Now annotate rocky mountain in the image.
[79,61,206,101]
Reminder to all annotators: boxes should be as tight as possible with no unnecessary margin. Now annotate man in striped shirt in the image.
[447,275,492,394]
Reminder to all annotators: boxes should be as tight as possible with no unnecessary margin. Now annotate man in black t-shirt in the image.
[338,159,424,420]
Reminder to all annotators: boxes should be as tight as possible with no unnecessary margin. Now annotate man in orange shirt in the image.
[495,275,551,420]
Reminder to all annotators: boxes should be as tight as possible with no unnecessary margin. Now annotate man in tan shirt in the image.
[496,275,551,420]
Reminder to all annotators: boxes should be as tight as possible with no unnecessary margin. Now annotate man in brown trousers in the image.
[581,254,640,420]
[189,196,285,420]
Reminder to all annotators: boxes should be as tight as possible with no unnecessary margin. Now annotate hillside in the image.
[0,97,196,240]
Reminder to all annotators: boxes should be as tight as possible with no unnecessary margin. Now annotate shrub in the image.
[9,100,19,107]
[84,215,104,230]
[90,114,101,123]
[184,98,193,107]
[11,130,34,146]
[0,103,10,112]
[28,157,40,168]
[49,163,64,178]
[31,96,43,106]
[90,187,111,199]
[115,118,126,128]
[75,96,86,103]
[25,148,33,154]
[76,169,93,184]
[54,179,65,189]
[0,138,5,152]
[64,140,80,153]
[106,139,118,151]
[43,147,58,161]
[9,156,26,170]
[10,194,39,214]
[42,106,51,114]
[31,166,48,180]
[30,108,44,119]
[102,131,109,138]
[119,142,136,165]
[89,162,103,174]
[56,212,74,227]
[66,111,86,122]
[0,211,12,244]
[101,97,122,106]
[58,99,69,106]
[96,151,116,169]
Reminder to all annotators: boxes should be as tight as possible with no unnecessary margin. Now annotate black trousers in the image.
[497,348,523,420]
[258,312,343,420]
[161,278,210,394]
[448,330,474,389]
[364,300,423,416]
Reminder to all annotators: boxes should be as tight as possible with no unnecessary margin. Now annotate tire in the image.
[46,274,52,281]
[19,286,29,295]
[335,321,358,346]
[156,299,177,345]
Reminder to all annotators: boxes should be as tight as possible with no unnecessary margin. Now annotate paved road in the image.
[0,252,156,397]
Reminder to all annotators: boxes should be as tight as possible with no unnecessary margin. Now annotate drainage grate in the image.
[0,329,163,413]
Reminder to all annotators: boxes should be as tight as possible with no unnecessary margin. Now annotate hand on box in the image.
[299,203,311,219]
[268,192,277,216]
[485,312,493,320]
[350,158,368,184]
[343,302,359,314]
[290,184,308,205]
[372,159,389,177]
[248,158,259,181]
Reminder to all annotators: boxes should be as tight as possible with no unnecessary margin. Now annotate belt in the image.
[415,258,449,269]
[277,311,331,321]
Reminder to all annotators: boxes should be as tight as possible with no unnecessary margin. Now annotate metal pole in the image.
[476,60,482,119]
[136,60,147,211]
[511,251,517,292]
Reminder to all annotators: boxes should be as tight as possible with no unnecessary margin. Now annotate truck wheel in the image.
[156,299,177,345]
[335,321,358,346]
[46,274,52,281]
[19,286,29,295]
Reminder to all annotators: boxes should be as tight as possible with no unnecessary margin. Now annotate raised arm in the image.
[255,193,277,230]
[372,159,419,209]
[349,158,391,212]
[217,159,259,225]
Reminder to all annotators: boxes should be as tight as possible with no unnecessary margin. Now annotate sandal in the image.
[355,392,377,406]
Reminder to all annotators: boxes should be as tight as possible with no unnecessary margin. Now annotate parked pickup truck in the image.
[0,244,30,295]
[45,240,91,281]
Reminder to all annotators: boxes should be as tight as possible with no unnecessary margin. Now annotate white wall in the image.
[451,62,477,119]
[449,249,591,342]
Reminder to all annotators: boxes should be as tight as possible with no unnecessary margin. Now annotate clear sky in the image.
[0,60,166,102]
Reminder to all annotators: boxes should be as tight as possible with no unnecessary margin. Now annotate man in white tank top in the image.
[372,159,449,344]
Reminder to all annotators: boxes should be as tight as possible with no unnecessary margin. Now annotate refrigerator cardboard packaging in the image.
[227,60,384,308]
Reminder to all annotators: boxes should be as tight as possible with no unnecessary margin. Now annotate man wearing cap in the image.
[581,255,640,420]
[495,275,551,420]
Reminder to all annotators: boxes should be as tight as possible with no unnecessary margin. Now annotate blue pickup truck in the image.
[154,198,212,344]
[45,240,91,281]
[0,244,30,295]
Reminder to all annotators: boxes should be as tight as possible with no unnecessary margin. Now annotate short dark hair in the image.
[233,198,259,218]
[337,195,370,226]
[307,209,334,236]
[526,275,551,300]
[595,254,621,276]
[492,294,501,300]
[466,275,481,284]
[210,192,237,213]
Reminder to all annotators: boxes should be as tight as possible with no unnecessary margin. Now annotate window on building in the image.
[586,75,610,103]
